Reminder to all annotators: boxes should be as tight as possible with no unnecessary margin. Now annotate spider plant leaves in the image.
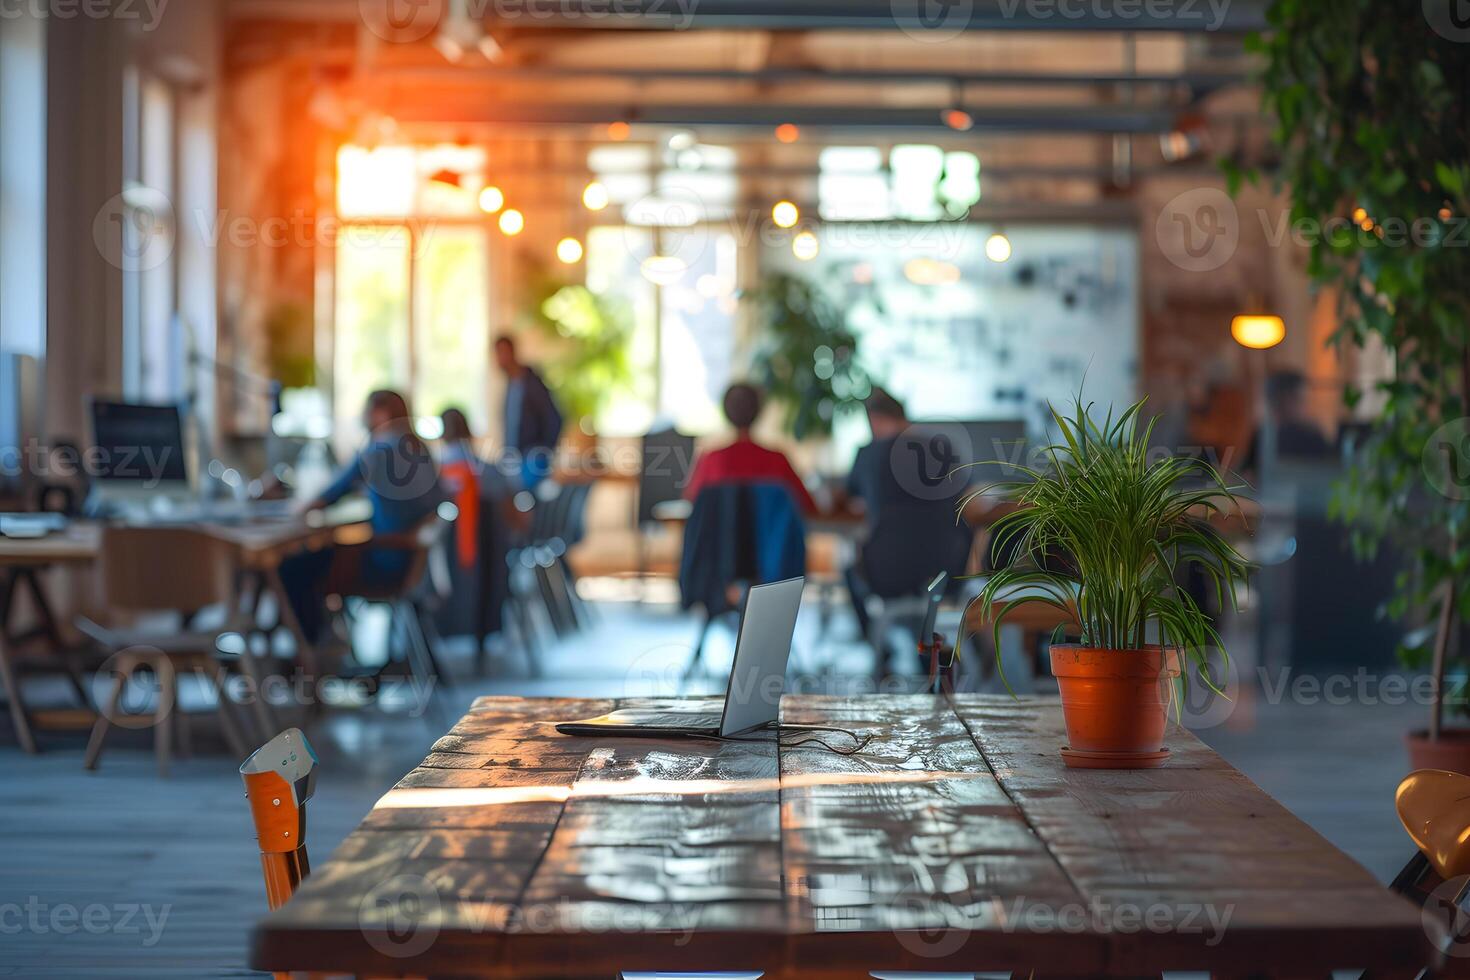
[964,394,1254,697]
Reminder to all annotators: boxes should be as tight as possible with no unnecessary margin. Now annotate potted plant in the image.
[966,396,1253,769]
[1245,0,1470,771]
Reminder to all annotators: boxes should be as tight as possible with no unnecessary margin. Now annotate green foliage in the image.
[532,285,635,425]
[264,302,315,389]
[1250,0,1470,697]
[744,272,870,440]
[966,396,1253,692]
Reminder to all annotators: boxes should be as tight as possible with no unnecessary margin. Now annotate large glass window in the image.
[413,227,489,431]
[332,145,492,445]
[332,226,411,448]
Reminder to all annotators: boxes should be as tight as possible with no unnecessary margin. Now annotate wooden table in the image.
[252,694,1428,978]
[0,501,371,752]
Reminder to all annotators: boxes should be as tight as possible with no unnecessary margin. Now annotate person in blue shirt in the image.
[494,335,563,490]
[279,389,444,645]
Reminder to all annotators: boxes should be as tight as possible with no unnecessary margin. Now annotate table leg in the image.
[0,625,38,754]
[261,564,320,676]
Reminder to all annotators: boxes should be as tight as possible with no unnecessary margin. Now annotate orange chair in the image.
[240,727,318,912]
[1390,768,1470,973]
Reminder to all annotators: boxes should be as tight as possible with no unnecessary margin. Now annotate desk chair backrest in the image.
[98,525,236,613]
[1396,768,1470,883]
[639,428,695,526]
[240,727,318,912]
[678,482,806,613]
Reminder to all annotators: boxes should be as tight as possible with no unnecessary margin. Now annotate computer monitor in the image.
[88,401,190,510]
[915,419,1031,489]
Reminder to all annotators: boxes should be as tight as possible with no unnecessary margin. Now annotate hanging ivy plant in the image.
[1243,0,1470,730]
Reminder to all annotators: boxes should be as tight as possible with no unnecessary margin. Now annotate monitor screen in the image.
[914,419,1031,489]
[90,401,188,485]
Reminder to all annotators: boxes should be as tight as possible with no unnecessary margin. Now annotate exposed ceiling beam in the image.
[373,65,1248,89]
[382,102,1185,132]
[227,0,1267,32]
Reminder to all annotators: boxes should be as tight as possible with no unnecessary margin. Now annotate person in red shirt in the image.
[683,383,817,515]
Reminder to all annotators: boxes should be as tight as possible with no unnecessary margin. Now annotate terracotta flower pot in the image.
[1050,644,1182,769]
[1405,729,1470,777]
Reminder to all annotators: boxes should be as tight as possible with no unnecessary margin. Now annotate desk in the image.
[252,694,1425,978]
[0,501,371,753]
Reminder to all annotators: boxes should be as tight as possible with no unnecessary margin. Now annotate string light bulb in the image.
[582,181,609,211]
[498,208,524,235]
[772,200,799,229]
[556,237,583,264]
[478,186,504,213]
[792,230,820,261]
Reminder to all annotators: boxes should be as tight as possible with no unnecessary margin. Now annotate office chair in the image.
[1374,768,1470,977]
[81,526,255,775]
[329,507,454,724]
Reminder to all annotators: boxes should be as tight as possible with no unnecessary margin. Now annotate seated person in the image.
[683,382,816,515]
[279,389,444,645]
[843,388,972,652]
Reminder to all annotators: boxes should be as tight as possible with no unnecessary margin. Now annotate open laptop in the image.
[556,576,805,739]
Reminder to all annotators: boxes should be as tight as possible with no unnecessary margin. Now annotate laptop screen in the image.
[719,577,804,737]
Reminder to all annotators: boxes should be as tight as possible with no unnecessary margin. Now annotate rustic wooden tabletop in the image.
[251,694,1428,979]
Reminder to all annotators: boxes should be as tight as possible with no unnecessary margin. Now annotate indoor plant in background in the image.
[967,396,1253,769]
[529,282,635,441]
[1245,0,1470,771]
[744,272,869,441]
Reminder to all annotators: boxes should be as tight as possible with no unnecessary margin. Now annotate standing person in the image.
[494,335,563,490]
[682,382,817,515]
[279,389,443,644]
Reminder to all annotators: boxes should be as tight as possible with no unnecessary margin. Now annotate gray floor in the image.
[0,587,1426,977]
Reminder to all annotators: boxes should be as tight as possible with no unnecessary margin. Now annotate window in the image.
[582,139,740,434]
[0,14,47,361]
[332,145,493,448]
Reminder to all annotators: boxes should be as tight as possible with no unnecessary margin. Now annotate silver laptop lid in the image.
[718,576,804,737]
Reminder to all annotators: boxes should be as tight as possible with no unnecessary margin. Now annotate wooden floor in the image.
[0,592,1425,977]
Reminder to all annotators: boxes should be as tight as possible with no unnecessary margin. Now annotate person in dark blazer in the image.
[494,335,563,490]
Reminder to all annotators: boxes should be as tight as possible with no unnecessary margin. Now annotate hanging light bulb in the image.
[1231,314,1286,350]
[478,186,504,213]
[607,121,631,141]
[774,123,800,144]
[943,108,973,131]
[582,181,610,211]
[772,200,799,229]
[498,208,524,236]
[792,230,820,261]
[556,237,583,264]
[985,231,1012,263]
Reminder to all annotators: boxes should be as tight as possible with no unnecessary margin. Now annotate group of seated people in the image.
[279,358,973,667]
[280,335,564,647]
[679,381,974,654]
